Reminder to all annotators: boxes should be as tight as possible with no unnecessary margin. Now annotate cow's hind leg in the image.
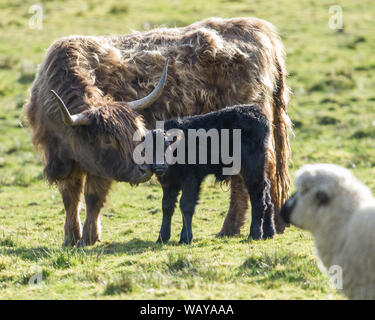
[218,175,249,237]
[77,174,112,247]
[57,163,84,247]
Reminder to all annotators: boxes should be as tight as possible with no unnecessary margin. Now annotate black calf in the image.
[151,104,275,244]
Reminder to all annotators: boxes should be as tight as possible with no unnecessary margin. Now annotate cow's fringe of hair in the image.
[22,36,146,173]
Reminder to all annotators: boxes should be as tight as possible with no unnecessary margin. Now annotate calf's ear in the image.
[165,129,184,147]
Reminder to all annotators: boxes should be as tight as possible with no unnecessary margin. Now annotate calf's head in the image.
[50,59,169,184]
[147,128,184,177]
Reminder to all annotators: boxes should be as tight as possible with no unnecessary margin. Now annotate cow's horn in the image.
[50,90,90,126]
[127,58,169,112]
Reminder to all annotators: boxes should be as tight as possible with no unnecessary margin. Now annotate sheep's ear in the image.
[316,190,329,205]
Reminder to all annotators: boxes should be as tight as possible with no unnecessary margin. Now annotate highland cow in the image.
[150,104,275,244]
[23,17,291,247]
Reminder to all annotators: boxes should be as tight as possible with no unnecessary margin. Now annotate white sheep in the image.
[280,163,375,299]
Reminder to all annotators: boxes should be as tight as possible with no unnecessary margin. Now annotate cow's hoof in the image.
[76,239,87,248]
[76,239,96,248]
[76,235,99,247]
[217,226,241,237]
[62,233,81,247]
[63,239,78,247]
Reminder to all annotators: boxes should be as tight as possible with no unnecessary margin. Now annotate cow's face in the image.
[50,59,169,184]
[72,106,153,183]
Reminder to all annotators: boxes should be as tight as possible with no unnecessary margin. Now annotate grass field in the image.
[0,0,374,299]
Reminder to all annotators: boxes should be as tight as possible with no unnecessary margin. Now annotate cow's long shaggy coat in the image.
[23,17,292,246]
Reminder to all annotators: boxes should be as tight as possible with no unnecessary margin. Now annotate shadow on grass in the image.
[1,238,182,262]
[94,237,180,255]
[1,246,52,262]
[237,251,324,290]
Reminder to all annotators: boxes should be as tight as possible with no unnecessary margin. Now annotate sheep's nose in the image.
[279,192,297,224]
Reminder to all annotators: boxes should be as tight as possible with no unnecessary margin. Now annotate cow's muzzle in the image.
[128,164,153,185]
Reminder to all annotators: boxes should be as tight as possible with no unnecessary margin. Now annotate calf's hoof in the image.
[262,227,275,239]
[262,233,274,240]
[179,229,193,244]
[179,238,193,245]
[248,229,262,241]
[156,234,170,244]
[247,235,262,242]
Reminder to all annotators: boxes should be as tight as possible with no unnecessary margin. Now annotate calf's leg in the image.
[179,176,201,244]
[246,183,265,240]
[242,154,270,240]
[77,174,112,247]
[261,178,275,239]
[157,185,180,244]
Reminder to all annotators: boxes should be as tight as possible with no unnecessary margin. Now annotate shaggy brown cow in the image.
[23,17,292,247]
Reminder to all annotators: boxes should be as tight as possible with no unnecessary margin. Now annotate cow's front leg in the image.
[218,175,249,237]
[77,174,112,247]
[57,164,84,247]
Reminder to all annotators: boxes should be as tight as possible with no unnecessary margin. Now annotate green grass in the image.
[1,0,374,299]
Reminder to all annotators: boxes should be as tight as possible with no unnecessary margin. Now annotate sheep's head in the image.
[280,164,372,232]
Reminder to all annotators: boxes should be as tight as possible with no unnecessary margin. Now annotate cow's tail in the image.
[270,52,292,233]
